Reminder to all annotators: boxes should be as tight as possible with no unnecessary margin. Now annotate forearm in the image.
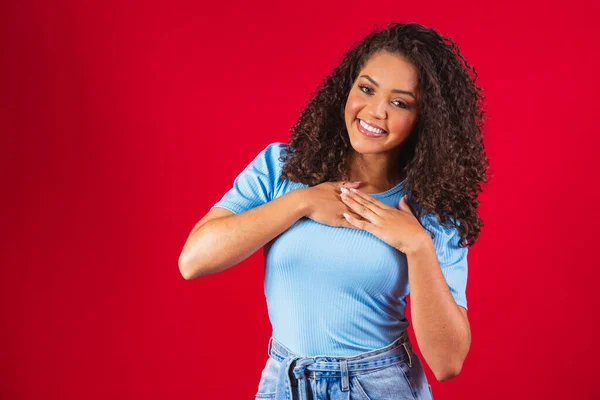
[406,237,471,381]
[180,189,308,279]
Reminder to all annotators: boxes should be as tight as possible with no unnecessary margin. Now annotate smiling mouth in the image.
[356,119,387,138]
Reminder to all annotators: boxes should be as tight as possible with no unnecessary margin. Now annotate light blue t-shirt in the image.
[211,142,468,357]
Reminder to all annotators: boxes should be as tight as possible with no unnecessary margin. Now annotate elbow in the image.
[431,331,470,382]
[178,254,206,280]
[178,257,194,280]
[179,250,220,280]
[178,228,229,280]
[178,231,213,280]
[432,361,463,382]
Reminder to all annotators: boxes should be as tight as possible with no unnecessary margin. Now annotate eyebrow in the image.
[359,75,416,100]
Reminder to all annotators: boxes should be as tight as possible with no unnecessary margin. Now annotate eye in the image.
[358,84,373,95]
[358,84,410,109]
[392,100,409,109]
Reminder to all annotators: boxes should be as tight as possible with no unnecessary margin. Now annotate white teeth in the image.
[359,119,385,134]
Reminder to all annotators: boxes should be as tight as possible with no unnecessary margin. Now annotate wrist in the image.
[290,188,312,217]
[404,233,434,258]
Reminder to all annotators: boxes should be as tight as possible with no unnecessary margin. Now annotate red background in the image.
[1,0,598,399]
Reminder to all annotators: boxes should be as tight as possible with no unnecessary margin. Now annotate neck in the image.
[346,149,405,193]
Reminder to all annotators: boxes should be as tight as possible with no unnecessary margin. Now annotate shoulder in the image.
[250,142,289,169]
[241,142,293,197]
[420,212,465,249]
[421,212,460,234]
[253,142,297,183]
[261,142,289,162]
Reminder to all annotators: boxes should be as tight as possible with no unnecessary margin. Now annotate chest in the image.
[264,217,409,296]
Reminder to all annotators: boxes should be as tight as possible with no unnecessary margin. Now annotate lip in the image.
[358,119,387,132]
[357,119,387,138]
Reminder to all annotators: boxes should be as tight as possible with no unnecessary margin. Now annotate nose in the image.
[367,97,387,120]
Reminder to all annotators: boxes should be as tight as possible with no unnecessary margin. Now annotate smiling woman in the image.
[344,52,420,170]
[180,21,490,400]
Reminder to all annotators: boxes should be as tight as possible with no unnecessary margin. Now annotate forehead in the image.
[358,51,419,91]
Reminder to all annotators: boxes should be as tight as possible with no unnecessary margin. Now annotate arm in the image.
[178,188,309,280]
[405,238,471,382]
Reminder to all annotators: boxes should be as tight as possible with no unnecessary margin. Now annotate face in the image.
[344,51,420,156]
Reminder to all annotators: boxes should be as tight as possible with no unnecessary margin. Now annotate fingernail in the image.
[340,187,349,194]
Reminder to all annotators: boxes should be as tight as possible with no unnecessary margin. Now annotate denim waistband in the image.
[267,331,414,400]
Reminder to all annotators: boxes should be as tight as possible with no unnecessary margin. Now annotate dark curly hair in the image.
[279,21,491,247]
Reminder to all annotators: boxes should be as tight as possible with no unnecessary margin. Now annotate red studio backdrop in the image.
[1,0,598,399]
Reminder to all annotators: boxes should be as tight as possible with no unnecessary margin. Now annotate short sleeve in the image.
[421,213,469,310]
[210,142,286,215]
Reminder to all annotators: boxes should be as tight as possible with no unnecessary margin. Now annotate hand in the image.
[339,187,430,254]
[302,181,365,230]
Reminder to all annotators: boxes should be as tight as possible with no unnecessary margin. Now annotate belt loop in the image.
[402,342,413,368]
[268,337,273,357]
[340,359,349,391]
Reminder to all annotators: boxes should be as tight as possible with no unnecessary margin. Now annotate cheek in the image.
[388,115,417,137]
[344,93,364,120]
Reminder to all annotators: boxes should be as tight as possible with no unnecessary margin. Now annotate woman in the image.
[179,21,489,400]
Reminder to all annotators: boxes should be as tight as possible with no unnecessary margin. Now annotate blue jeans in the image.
[255,330,434,400]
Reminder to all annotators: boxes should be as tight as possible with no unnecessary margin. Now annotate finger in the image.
[345,210,364,224]
[400,195,416,216]
[340,188,384,218]
[339,182,360,195]
[399,195,408,209]
[347,188,392,211]
[343,212,370,231]
[340,192,379,223]
[342,218,362,230]
[339,181,361,189]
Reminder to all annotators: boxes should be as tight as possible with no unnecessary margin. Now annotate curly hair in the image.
[279,22,491,247]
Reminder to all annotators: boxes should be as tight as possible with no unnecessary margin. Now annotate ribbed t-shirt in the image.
[210,142,468,357]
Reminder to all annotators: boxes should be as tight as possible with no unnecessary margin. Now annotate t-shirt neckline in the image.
[367,180,405,198]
